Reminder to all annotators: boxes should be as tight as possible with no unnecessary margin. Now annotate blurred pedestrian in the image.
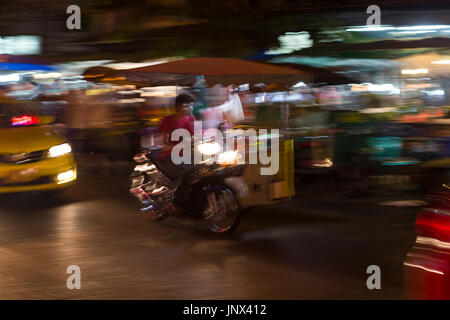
[65,89,88,155]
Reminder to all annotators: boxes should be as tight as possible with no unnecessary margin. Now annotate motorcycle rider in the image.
[159,93,196,183]
[131,93,242,232]
[161,93,196,156]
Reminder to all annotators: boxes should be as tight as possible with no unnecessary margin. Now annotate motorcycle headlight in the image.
[197,142,221,156]
[216,151,240,166]
[48,143,72,158]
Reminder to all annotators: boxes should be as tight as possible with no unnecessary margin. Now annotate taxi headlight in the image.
[48,143,72,158]
[56,169,76,184]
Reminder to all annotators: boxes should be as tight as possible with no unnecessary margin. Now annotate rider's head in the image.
[175,93,195,116]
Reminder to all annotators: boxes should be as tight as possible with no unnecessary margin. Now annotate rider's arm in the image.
[162,131,172,152]
[160,116,173,152]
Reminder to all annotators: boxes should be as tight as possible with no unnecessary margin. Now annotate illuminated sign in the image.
[265,32,313,55]
[0,36,41,55]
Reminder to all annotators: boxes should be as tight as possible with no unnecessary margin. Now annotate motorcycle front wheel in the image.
[205,184,241,235]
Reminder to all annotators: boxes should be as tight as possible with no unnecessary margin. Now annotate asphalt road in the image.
[0,164,420,299]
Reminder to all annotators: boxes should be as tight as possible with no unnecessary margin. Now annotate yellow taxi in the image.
[0,99,76,193]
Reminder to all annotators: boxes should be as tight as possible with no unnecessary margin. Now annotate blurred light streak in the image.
[401,69,429,75]
[33,72,62,79]
[389,30,436,36]
[417,236,450,250]
[347,25,450,32]
[265,32,312,55]
[397,25,450,30]
[404,262,445,275]
[104,60,170,70]
[346,25,395,32]
[431,60,450,65]
[0,74,20,82]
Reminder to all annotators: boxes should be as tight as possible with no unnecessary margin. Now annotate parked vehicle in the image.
[0,99,77,194]
[404,186,450,299]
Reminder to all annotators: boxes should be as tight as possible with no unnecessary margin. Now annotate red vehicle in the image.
[404,186,450,299]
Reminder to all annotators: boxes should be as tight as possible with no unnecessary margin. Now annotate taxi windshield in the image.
[0,102,41,128]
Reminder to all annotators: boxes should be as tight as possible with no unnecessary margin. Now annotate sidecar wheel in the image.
[206,184,241,235]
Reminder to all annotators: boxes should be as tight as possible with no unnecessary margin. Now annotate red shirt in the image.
[160,114,196,157]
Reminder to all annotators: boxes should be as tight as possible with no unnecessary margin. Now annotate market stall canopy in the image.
[92,57,311,87]
[269,55,402,83]
[266,62,354,85]
[270,56,401,72]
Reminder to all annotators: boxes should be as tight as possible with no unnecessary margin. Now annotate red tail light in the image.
[416,209,450,242]
[11,115,39,126]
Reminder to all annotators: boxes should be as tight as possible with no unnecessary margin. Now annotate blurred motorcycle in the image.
[129,140,247,234]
